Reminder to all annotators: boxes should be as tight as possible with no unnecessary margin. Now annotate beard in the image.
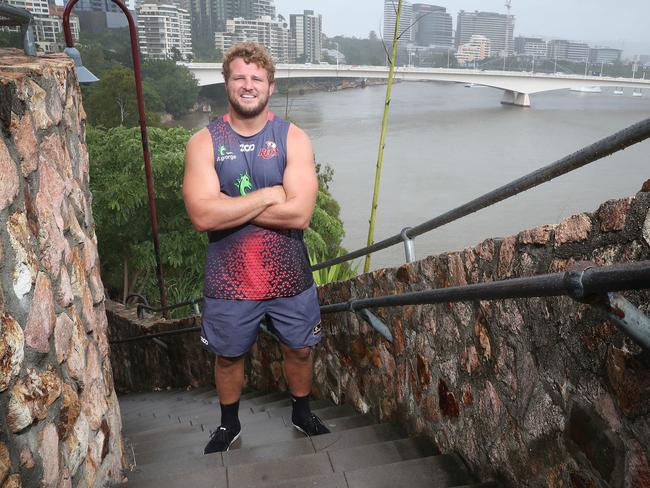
[228,90,270,118]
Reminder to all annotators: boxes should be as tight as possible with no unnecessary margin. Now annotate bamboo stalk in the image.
[364,0,403,273]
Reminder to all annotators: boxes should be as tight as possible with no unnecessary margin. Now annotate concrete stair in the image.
[120,388,496,487]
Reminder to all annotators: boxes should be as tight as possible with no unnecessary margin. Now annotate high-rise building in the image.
[215,15,290,62]
[547,39,589,62]
[383,0,413,47]
[456,34,490,65]
[589,47,621,64]
[190,0,277,51]
[456,10,514,57]
[412,3,452,48]
[69,0,120,13]
[137,3,192,60]
[514,36,546,57]
[289,9,321,63]
[190,0,225,46]
[4,0,79,52]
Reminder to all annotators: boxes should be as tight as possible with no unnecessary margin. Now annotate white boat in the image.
[570,86,602,93]
[613,87,624,95]
[632,89,643,97]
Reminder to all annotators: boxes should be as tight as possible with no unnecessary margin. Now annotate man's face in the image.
[225,57,275,118]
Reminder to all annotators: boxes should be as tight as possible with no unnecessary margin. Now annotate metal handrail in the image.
[0,4,36,55]
[110,261,650,351]
[319,261,650,313]
[312,117,650,271]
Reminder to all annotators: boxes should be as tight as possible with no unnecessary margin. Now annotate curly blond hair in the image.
[222,42,275,84]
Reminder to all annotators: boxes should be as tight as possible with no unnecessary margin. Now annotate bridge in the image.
[183,62,650,107]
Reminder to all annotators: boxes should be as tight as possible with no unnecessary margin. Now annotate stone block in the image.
[606,347,649,417]
[66,310,87,382]
[57,383,80,440]
[9,112,38,176]
[7,369,62,433]
[27,80,52,130]
[519,224,555,245]
[62,412,89,476]
[19,448,34,470]
[643,208,650,247]
[554,213,592,246]
[54,313,74,364]
[38,424,59,488]
[497,235,516,278]
[56,267,73,308]
[597,198,632,233]
[0,140,19,211]
[24,272,56,353]
[0,443,9,485]
[2,474,21,488]
[0,313,25,391]
[7,211,38,300]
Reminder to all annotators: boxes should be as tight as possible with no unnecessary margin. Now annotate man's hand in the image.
[251,125,318,230]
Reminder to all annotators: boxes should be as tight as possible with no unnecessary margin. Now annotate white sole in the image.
[226,431,241,451]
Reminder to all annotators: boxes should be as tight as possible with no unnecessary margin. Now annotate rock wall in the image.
[248,190,650,488]
[106,302,214,393]
[0,50,124,487]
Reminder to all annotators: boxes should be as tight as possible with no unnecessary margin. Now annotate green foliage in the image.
[141,60,199,117]
[85,67,163,127]
[79,27,133,70]
[309,251,359,286]
[87,125,205,303]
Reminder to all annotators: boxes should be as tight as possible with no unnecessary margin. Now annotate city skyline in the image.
[274,0,650,56]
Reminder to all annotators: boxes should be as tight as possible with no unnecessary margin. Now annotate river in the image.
[177,82,650,270]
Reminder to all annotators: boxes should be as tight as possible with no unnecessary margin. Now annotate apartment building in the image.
[456,10,514,57]
[214,15,290,62]
[289,9,321,63]
[137,3,192,60]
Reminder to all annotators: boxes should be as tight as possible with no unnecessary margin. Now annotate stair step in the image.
[125,466,226,487]
[344,454,472,488]
[327,436,437,472]
[311,423,405,451]
[247,472,348,488]
[227,451,333,486]
[126,453,223,484]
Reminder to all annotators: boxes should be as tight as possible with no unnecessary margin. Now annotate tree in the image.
[141,59,200,118]
[85,67,163,127]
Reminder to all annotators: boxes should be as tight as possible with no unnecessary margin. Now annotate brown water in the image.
[177,82,650,269]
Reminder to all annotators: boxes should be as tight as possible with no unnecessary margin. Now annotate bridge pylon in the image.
[501,90,531,107]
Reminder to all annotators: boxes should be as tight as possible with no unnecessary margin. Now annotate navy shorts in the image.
[200,285,322,357]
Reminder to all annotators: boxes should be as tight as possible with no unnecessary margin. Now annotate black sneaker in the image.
[291,414,331,437]
[204,426,241,454]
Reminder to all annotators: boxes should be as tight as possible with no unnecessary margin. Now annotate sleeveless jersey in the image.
[203,112,314,300]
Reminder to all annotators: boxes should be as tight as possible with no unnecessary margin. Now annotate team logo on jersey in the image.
[235,172,253,196]
[216,144,236,162]
[259,141,279,159]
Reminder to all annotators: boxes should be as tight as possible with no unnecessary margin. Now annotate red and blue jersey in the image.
[203,113,313,300]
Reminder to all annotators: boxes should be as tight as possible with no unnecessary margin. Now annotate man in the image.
[183,42,329,454]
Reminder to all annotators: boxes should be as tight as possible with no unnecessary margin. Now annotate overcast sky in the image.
[274,0,650,56]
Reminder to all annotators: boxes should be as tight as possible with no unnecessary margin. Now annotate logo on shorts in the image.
[313,323,322,336]
[200,336,209,346]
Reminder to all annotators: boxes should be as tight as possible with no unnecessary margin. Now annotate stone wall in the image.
[248,190,650,488]
[106,302,214,393]
[0,50,124,487]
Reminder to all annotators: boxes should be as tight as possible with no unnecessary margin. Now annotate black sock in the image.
[220,400,240,432]
[291,394,311,422]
